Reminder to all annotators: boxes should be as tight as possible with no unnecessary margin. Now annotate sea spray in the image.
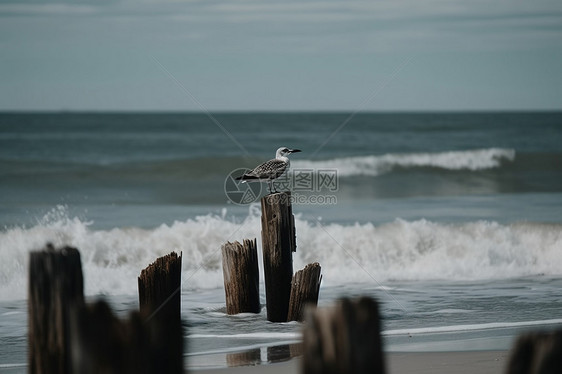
[1,206,562,301]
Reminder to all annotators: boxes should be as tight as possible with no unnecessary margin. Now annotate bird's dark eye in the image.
[283,148,289,152]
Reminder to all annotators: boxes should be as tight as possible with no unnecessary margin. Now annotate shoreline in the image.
[190,350,509,374]
[0,350,516,374]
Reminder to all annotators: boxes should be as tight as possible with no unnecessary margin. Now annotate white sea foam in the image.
[384,319,562,336]
[189,318,562,340]
[424,309,475,315]
[1,205,561,300]
[292,148,516,177]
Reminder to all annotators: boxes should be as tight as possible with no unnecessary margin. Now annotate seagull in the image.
[236,147,301,193]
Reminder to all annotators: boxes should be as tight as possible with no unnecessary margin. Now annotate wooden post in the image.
[70,299,185,374]
[302,297,385,374]
[28,244,84,374]
[138,251,182,321]
[138,252,183,374]
[221,239,260,314]
[505,330,562,374]
[29,246,185,373]
[287,262,322,322]
[261,192,296,322]
[70,300,142,374]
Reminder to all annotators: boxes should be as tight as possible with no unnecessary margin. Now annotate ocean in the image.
[1,112,561,370]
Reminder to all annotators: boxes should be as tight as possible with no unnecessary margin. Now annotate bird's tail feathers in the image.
[235,174,260,181]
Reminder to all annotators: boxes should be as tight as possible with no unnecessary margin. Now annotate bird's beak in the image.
[289,149,301,153]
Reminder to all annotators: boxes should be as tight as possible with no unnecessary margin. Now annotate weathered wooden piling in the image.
[28,246,184,373]
[287,262,322,322]
[261,191,296,322]
[505,330,562,374]
[138,251,182,321]
[302,297,385,374]
[70,300,143,374]
[221,239,260,314]
[28,244,84,374]
[137,251,183,374]
[70,298,185,374]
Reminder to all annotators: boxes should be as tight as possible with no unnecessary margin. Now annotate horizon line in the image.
[1,108,561,115]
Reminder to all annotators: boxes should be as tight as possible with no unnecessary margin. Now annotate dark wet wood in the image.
[261,192,296,322]
[287,262,322,322]
[70,299,184,374]
[138,251,182,321]
[302,297,385,374]
[505,330,562,374]
[137,251,183,373]
[28,244,84,374]
[221,239,260,314]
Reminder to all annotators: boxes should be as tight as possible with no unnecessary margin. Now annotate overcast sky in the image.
[1,0,561,111]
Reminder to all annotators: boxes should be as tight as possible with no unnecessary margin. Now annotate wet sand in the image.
[191,350,509,374]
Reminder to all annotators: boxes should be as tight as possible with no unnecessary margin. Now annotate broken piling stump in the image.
[302,297,385,374]
[28,246,185,373]
[287,262,322,322]
[70,300,143,374]
[138,251,183,374]
[28,244,84,374]
[70,298,186,374]
[221,239,260,314]
[138,251,182,321]
[261,191,296,322]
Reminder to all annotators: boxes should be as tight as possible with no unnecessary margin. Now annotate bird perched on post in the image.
[236,147,301,193]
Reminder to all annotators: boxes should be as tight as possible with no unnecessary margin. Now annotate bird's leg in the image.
[270,179,279,193]
[267,180,272,194]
